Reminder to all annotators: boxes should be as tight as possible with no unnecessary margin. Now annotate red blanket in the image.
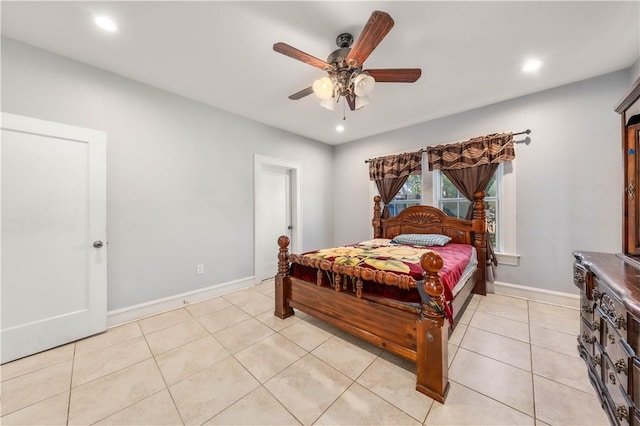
[293,241,474,305]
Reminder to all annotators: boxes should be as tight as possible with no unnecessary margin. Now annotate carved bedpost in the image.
[372,195,383,238]
[274,235,294,319]
[415,251,449,403]
[472,190,488,295]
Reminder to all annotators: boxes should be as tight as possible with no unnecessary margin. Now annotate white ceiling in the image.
[2,1,639,145]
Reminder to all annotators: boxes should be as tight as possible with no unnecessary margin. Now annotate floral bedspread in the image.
[301,241,474,303]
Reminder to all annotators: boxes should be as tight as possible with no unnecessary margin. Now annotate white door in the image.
[1,113,107,363]
[254,155,301,282]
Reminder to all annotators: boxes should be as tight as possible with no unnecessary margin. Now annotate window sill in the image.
[495,252,520,266]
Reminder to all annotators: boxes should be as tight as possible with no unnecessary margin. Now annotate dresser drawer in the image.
[581,292,595,324]
[581,316,597,357]
[597,278,627,332]
[574,261,590,294]
[604,354,634,425]
[602,317,634,393]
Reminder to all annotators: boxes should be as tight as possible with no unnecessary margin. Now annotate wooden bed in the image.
[274,191,488,402]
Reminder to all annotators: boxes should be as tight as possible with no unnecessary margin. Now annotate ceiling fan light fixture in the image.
[355,95,371,110]
[312,77,334,99]
[319,98,337,111]
[354,73,375,97]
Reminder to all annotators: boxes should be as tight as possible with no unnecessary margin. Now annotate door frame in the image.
[254,154,302,282]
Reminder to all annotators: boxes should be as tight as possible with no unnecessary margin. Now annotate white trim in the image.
[107,276,255,327]
[495,252,520,266]
[493,281,579,309]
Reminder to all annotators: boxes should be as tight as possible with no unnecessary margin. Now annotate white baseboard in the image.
[107,276,256,327]
[493,281,579,309]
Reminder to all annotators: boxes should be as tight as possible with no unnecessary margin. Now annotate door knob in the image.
[93,240,104,248]
[287,225,293,230]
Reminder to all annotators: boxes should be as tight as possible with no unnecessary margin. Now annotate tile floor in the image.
[1,280,611,425]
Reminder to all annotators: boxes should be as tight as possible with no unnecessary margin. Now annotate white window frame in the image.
[431,162,519,266]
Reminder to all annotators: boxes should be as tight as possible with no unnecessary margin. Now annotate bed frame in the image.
[274,191,487,402]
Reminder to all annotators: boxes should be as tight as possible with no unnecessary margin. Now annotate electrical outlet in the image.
[196,264,204,275]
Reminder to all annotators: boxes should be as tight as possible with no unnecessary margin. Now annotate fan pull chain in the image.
[343,98,346,121]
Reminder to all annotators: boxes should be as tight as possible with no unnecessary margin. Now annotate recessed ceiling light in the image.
[522,58,542,73]
[94,16,118,32]
[336,125,345,132]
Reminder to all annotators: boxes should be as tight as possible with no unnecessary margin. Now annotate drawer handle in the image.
[614,314,626,330]
[608,333,615,344]
[574,272,585,285]
[615,358,627,375]
[581,303,593,314]
[593,321,600,331]
[592,354,601,367]
[582,333,595,344]
[609,372,616,385]
[591,288,601,301]
[627,181,635,200]
[616,404,629,421]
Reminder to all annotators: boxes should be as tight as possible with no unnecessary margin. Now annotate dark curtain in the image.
[427,133,515,272]
[368,151,423,218]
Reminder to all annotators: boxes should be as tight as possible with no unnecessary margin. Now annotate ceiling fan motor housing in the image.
[335,33,354,48]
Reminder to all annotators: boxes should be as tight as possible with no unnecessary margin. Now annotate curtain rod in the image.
[364,129,531,163]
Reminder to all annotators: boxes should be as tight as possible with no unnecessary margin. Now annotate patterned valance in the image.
[368,151,423,181]
[427,133,515,171]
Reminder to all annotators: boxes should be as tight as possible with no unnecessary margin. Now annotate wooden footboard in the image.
[274,235,450,402]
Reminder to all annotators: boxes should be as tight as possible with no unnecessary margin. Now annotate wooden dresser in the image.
[574,251,640,425]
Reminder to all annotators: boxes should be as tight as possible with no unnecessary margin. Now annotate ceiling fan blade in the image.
[364,68,422,83]
[288,86,314,100]
[346,94,356,111]
[346,11,394,67]
[273,42,335,71]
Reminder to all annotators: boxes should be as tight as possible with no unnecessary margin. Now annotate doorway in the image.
[254,155,301,282]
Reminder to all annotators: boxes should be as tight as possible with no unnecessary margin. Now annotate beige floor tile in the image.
[312,334,380,379]
[303,316,342,335]
[426,381,535,425]
[253,279,276,297]
[528,303,579,335]
[156,335,230,385]
[213,318,274,354]
[469,311,530,343]
[476,296,529,323]
[0,391,69,425]
[235,334,307,383]
[460,327,531,371]
[484,293,529,309]
[531,345,593,394]
[265,354,352,425]
[72,336,151,387]
[68,359,165,425]
[146,318,209,355]
[138,308,193,335]
[530,324,580,358]
[449,348,534,416]
[356,353,432,422]
[205,386,300,425]
[278,318,334,351]
[1,360,72,415]
[223,288,274,316]
[457,303,476,325]
[170,357,260,425]
[315,382,421,425]
[449,323,467,346]
[448,344,458,367]
[185,296,232,318]
[254,309,302,331]
[1,343,74,382]
[533,375,609,425]
[75,322,142,356]
[196,305,251,334]
[94,389,183,425]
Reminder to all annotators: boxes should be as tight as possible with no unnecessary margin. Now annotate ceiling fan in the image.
[273,11,422,112]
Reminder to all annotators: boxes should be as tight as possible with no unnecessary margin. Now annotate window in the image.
[386,174,422,217]
[433,165,502,249]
